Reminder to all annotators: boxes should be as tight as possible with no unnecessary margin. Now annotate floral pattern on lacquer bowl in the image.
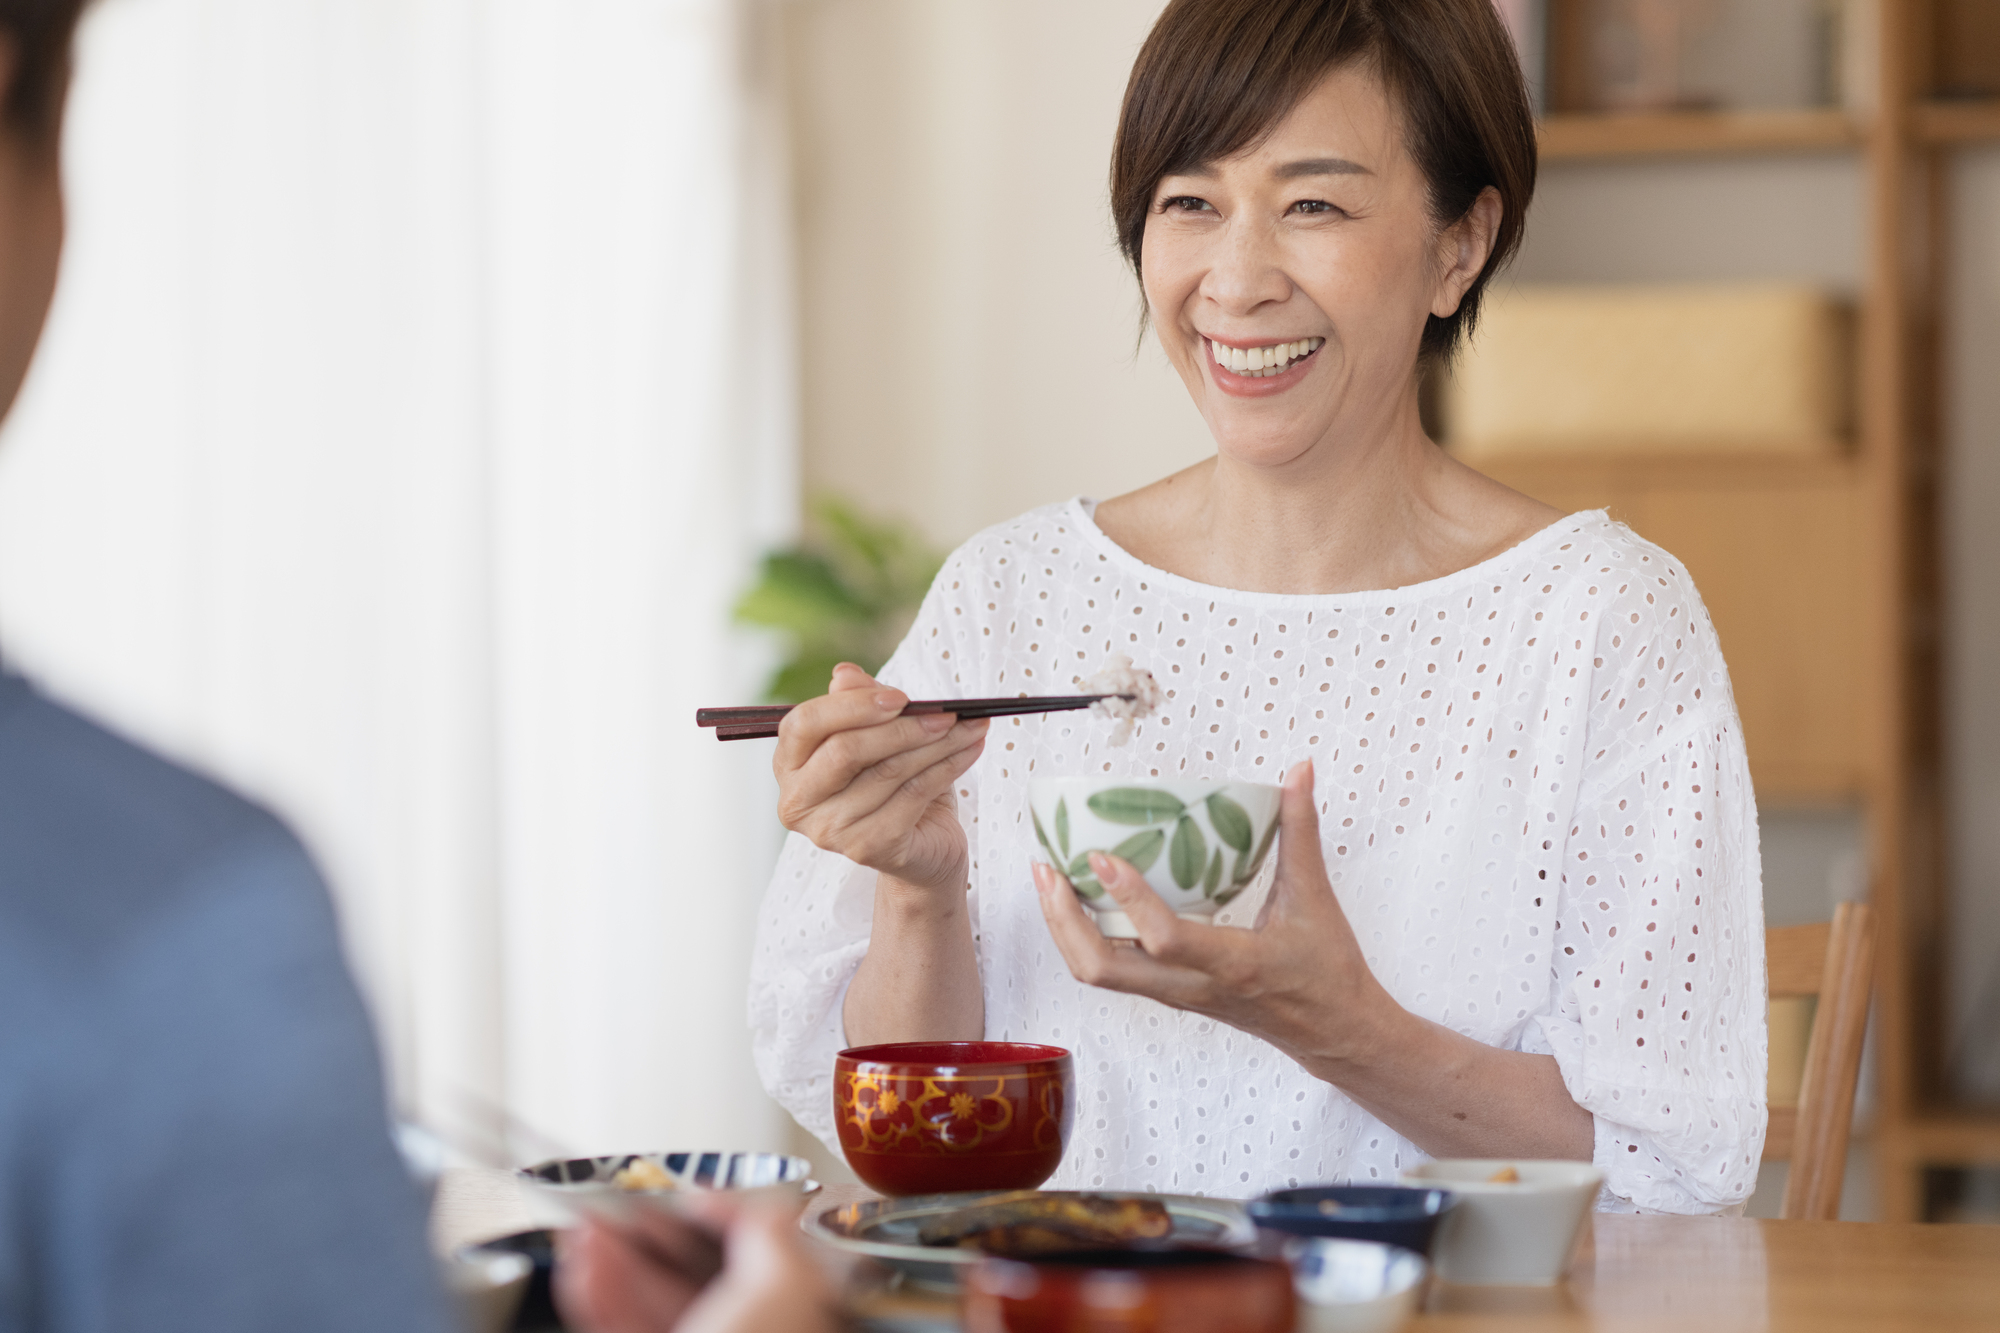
[833,1041,1073,1196]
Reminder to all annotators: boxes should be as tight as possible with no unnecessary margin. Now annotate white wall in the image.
[783,0,1210,550]
[0,0,796,1158]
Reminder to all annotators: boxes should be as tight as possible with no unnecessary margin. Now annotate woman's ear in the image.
[1430,187,1503,319]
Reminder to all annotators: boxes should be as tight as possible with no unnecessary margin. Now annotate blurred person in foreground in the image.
[0,6,832,1332]
[0,4,452,1328]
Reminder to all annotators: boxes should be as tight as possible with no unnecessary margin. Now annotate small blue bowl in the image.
[1247,1185,1456,1258]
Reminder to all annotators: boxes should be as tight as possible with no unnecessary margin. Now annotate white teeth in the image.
[1212,336,1322,376]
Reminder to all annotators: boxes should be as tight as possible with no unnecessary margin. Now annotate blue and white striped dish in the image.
[520,1150,814,1223]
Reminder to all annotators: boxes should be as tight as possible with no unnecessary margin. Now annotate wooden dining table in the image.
[1346,1208,1999,1333]
[435,1172,2000,1332]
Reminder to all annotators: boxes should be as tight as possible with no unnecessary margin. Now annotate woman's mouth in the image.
[1204,336,1322,394]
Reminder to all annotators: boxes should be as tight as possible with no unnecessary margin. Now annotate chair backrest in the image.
[1763,900,1875,1221]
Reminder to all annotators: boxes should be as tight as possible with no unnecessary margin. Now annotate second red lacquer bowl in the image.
[833,1041,1074,1196]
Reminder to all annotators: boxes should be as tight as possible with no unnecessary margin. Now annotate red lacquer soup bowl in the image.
[833,1042,1073,1196]
[963,1250,1296,1333]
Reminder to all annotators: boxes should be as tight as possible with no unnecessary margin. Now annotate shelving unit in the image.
[1498,0,2000,1222]
[1538,108,1859,160]
[1916,99,2000,145]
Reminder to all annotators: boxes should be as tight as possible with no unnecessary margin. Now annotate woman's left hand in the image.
[1034,757,1596,1163]
[1031,758,1394,1073]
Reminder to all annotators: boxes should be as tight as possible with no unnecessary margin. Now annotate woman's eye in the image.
[1291,199,1339,216]
[1160,195,1214,214]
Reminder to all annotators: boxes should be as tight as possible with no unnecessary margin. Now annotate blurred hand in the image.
[555,1199,836,1333]
[774,663,988,894]
[554,1208,721,1333]
[673,1209,838,1333]
[1030,758,1397,1070]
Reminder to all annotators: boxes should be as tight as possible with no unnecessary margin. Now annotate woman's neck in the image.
[1093,388,1561,596]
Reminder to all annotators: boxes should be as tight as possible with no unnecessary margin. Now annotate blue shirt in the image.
[0,670,452,1332]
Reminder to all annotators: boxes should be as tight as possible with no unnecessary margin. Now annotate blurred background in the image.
[0,0,1993,1223]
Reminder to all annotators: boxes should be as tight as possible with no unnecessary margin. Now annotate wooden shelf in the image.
[1916,100,2000,145]
[1457,447,1858,490]
[1495,0,1965,1220]
[1902,1112,2000,1164]
[1753,763,1867,807]
[1537,102,2000,159]
[1462,446,1869,806]
[1538,109,1859,161]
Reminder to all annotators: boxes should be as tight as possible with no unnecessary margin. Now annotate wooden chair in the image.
[1763,901,1876,1220]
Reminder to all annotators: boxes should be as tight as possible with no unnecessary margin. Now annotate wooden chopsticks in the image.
[695,694,1124,741]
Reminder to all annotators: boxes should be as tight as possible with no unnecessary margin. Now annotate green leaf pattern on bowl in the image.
[1205,792,1253,854]
[1086,788,1187,825]
[1169,815,1206,890]
[1110,828,1166,875]
[1065,850,1104,900]
[1219,816,1282,904]
[1045,784,1277,908]
[1030,805,1057,862]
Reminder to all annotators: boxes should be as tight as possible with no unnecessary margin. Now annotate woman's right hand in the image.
[773,663,989,894]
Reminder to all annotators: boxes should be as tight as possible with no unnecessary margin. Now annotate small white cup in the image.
[1397,1159,1602,1286]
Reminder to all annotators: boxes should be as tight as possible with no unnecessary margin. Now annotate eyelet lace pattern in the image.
[750,500,1766,1213]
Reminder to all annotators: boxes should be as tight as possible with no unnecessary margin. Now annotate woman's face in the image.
[1142,62,1488,470]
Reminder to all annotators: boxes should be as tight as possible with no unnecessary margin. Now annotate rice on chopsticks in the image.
[1080,654,1163,746]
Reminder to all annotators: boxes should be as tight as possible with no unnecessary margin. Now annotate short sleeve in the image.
[748,548,987,1150]
[1529,715,1767,1213]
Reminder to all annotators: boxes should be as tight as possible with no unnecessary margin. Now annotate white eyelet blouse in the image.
[749,500,1766,1213]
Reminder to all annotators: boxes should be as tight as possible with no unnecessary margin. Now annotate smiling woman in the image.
[1110,0,1534,365]
[751,0,1766,1217]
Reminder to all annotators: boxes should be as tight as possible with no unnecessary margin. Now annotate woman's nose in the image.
[1199,218,1292,314]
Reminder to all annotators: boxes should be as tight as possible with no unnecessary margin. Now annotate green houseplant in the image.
[732,498,944,703]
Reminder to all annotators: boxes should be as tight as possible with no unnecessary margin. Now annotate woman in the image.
[751,0,1764,1213]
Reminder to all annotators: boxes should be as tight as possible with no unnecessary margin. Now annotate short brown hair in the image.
[1111,0,1536,364]
[0,0,86,141]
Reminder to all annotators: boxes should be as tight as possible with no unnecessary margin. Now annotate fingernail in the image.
[874,691,902,711]
[1088,851,1110,878]
[920,712,955,733]
[1031,863,1049,894]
